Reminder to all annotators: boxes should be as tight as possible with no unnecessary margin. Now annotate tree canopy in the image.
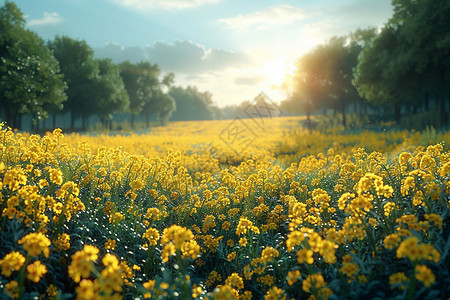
[0,1,66,129]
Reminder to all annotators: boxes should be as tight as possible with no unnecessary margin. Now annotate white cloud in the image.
[218,5,308,30]
[28,12,62,27]
[113,0,220,10]
[94,40,255,73]
[94,41,273,107]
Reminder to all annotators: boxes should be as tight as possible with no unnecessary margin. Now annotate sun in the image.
[261,59,293,86]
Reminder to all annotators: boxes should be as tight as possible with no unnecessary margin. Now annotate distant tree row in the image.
[282,0,450,129]
[0,1,216,131]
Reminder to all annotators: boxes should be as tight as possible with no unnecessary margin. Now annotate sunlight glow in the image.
[262,59,294,86]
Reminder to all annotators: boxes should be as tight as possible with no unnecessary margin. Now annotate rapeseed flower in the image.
[415,265,435,287]
[296,249,314,264]
[26,260,47,282]
[225,273,244,290]
[18,232,51,257]
[0,251,25,277]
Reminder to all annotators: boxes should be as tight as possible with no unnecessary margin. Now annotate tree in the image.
[149,89,176,125]
[140,71,176,126]
[154,73,176,125]
[354,0,450,126]
[48,36,99,130]
[0,1,66,129]
[393,0,450,126]
[282,47,329,130]
[169,86,214,121]
[353,24,417,122]
[120,61,163,127]
[93,59,129,129]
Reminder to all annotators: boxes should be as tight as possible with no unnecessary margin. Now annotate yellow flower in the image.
[143,279,155,290]
[424,213,443,230]
[181,240,201,260]
[53,233,71,251]
[161,243,176,262]
[264,286,287,300]
[49,168,63,185]
[75,279,96,300]
[261,246,279,263]
[296,248,314,264]
[236,217,260,236]
[109,212,124,224]
[206,270,222,287]
[239,237,248,247]
[3,167,27,191]
[396,236,440,263]
[339,262,359,278]
[18,232,51,257]
[47,284,58,298]
[104,238,116,250]
[0,251,25,277]
[68,245,99,283]
[415,265,435,287]
[302,273,326,293]
[287,270,301,286]
[26,260,47,282]
[143,228,160,246]
[225,273,244,290]
[160,224,194,249]
[286,230,305,251]
[383,233,401,250]
[192,285,203,298]
[227,252,236,262]
[4,280,19,299]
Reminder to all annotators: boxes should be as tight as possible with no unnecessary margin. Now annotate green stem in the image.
[18,255,32,299]
[407,263,417,300]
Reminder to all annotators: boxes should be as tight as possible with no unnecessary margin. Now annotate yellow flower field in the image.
[0,117,449,299]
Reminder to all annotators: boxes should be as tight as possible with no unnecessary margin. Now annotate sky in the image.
[13,0,393,107]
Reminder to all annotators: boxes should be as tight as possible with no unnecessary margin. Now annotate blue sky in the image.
[13,0,393,107]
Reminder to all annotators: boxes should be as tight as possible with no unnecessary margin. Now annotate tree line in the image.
[281,0,450,129]
[0,1,218,131]
[1,0,449,131]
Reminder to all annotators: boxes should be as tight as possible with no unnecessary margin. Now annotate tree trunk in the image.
[341,97,346,127]
[70,110,75,131]
[306,112,311,132]
[394,104,401,123]
[130,114,135,128]
[439,68,447,126]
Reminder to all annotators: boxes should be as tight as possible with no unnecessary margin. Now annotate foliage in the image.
[0,1,67,129]
[48,35,99,130]
[170,86,215,121]
[93,59,129,128]
[119,61,175,127]
[354,0,450,126]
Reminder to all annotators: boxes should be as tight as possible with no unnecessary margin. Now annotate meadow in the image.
[0,116,449,299]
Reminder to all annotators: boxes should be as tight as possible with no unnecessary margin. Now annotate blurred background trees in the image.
[0,0,449,132]
[0,1,66,129]
[283,0,449,129]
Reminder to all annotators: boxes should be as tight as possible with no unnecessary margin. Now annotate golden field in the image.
[0,117,449,299]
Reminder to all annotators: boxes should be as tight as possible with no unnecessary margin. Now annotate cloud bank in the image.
[94,40,254,74]
[28,12,62,27]
[94,40,271,106]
